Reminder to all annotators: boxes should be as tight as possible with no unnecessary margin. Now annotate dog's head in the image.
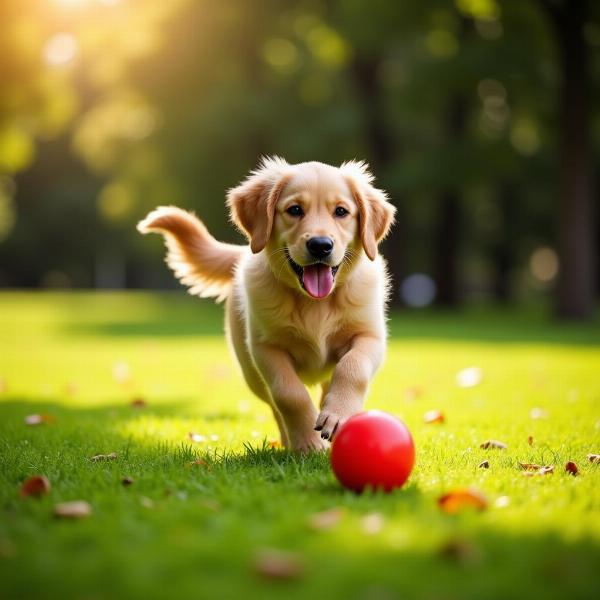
[228,157,395,299]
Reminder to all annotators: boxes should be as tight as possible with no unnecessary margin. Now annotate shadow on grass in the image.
[1,399,599,600]
[57,292,600,345]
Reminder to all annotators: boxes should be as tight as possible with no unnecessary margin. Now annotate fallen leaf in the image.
[519,463,543,471]
[53,500,92,519]
[530,407,549,420]
[140,496,155,509]
[188,432,206,443]
[268,439,281,449]
[24,414,55,426]
[131,397,147,408]
[456,367,482,388]
[403,386,424,401]
[254,549,304,580]
[478,460,490,469]
[438,488,488,514]
[522,465,554,477]
[494,496,510,508]
[20,476,51,498]
[423,409,445,424]
[565,461,578,475]
[90,452,117,462]
[187,459,211,470]
[361,513,385,534]
[480,439,507,450]
[121,477,134,486]
[307,508,343,531]
[527,436,534,446]
[587,454,600,464]
[112,361,130,384]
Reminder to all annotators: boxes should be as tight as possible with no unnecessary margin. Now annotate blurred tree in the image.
[539,0,597,319]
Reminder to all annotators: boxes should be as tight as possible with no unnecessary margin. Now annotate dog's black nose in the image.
[306,236,334,259]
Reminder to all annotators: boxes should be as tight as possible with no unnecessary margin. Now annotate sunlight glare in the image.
[43,33,79,66]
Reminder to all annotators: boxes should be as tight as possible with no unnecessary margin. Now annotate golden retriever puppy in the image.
[138,158,395,452]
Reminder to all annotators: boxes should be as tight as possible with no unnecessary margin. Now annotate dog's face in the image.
[228,158,395,299]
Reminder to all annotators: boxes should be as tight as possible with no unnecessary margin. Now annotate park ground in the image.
[0,291,599,599]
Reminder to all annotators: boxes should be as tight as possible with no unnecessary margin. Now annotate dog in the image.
[138,157,396,452]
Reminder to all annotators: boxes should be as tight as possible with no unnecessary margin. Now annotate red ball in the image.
[331,410,415,492]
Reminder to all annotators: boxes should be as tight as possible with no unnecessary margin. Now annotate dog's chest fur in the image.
[241,254,387,384]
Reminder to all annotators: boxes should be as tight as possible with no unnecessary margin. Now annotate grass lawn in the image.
[1,291,599,599]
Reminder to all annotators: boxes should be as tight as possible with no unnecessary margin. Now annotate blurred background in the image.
[0,0,598,318]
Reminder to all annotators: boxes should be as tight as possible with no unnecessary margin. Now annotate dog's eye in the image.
[286,205,303,217]
[334,206,349,218]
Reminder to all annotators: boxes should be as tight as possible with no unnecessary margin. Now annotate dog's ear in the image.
[341,161,396,261]
[227,157,292,253]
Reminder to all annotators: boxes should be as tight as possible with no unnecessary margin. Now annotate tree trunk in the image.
[543,0,596,318]
[491,182,518,304]
[433,96,467,307]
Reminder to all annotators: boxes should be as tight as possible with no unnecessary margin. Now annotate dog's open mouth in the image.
[285,249,339,299]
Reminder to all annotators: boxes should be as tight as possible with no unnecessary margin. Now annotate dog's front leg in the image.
[251,342,328,452]
[315,335,385,440]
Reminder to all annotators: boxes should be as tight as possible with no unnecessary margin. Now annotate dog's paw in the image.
[314,410,349,441]
[290,430,330,453]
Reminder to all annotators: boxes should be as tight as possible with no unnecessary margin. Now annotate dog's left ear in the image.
[227,156,292,253]
[341,161,396,261]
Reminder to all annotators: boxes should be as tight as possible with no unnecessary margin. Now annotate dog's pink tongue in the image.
[303,264,334,299]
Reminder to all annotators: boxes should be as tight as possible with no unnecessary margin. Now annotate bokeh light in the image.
[43,33,79,67]
[400,274,437,308]
[530,247,559,283]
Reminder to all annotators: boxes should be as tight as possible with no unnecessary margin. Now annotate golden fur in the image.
[138,158,396,451]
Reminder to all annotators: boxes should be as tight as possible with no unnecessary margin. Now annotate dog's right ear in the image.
[227,156,291,253]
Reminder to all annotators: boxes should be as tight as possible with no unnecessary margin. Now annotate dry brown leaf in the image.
[565,461,578,476]
[121,477,134,486]
[527,436,534,446]
[480,439,507,450]
[478,460,490,469]
[131,397,147,408]
[438,488,488,514]
[587,454,600,464]
[187,458,211,470]
[90,452,117,462]
[423,409,445,424]
[254,549,304,580]
[522,465,554,476]
[20,476,51,498]
[403,386,424,401]
[519,463,543,471]
[24,414,55,426]
[53,500,92,519]
[307,508,343,531]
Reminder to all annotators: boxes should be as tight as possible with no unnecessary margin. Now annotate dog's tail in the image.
[137,206,246,302]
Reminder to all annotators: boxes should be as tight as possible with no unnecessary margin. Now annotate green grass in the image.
[1,291,599,600]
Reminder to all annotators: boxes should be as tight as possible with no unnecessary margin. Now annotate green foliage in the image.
[1,292,599,598]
